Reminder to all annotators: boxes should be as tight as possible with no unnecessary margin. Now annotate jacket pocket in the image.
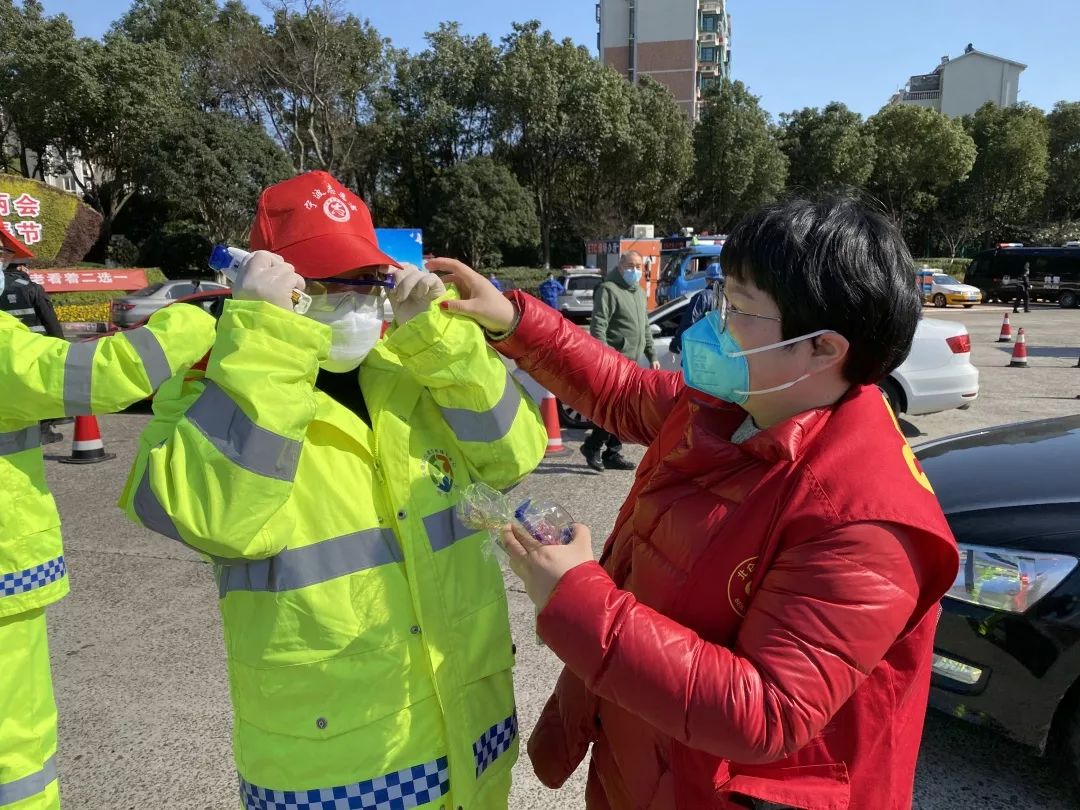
[716,762,850,810]
[230,635,436,741]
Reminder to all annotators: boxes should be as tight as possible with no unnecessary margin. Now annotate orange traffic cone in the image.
[539,390,572,457]
[997,312,1013,343]
[58,415,116,464]
[1008,328,1029,368]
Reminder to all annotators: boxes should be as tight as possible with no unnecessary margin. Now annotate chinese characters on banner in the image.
[27,270,149,293]
[0,191,44,246]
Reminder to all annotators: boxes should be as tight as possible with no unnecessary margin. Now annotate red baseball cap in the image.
[249,170,400,280]
[0,228,34,260]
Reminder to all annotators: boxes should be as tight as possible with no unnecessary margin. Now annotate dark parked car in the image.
[917,416,1080,779]
[964,246,1080,308]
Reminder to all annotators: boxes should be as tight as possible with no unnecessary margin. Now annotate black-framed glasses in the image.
[715,291,783,334]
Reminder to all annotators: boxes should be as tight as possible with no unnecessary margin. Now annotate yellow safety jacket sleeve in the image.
[0,304,217,422]
[120,300,328,561]
[382,289,547,490]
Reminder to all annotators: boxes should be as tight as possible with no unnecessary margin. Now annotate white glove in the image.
[233,250,305,311]
[388,263,447,324]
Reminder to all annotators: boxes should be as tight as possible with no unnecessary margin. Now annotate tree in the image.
[691,80,787,232]
[1046,101,1080,222]
[866,104,976,228]
[588,75,693,233]
[429,156,538,268]
[47,34,186,244]
[380,23,501,228]
[113,0,226,108]
[143,109,293,244]
[223,0,389,183]
[495,21,635,267]
[0,1,88,178]
[778,102,875,193]
[956,103,1048,239]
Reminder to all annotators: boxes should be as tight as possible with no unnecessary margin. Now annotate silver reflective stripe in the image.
[217,527,403,597]
[0,425,40,456]
[186,381,301,481]
[123,326,172,390]
[7,307,34,316]
[424,504,479,553]
[0,754,57,806]
[438,371,522,443]
[62,341,97,415]
[133,467,186,545]
[29,325,46,333]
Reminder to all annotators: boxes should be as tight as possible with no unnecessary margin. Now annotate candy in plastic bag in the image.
[457,482,574,556]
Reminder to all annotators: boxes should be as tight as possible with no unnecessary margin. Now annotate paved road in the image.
[40,302,1080,808]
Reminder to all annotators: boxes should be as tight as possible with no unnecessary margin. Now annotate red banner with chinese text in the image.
[27,269,149,292]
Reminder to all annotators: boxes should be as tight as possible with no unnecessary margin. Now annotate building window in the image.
[701,14,718,32]
[700,74,720,91]
[700,46,716,62]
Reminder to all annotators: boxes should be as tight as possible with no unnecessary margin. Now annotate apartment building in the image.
[598,0,732,119]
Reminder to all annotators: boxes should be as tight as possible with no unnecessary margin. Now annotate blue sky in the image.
[46,0,1080,119]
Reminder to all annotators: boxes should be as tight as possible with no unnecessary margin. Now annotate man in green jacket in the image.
[582,250,660,472]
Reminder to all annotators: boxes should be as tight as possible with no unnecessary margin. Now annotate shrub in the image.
[108,234,140,267]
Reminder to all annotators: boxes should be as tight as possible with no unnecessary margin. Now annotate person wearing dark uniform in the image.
[1,243,67,443]
[1013,262,1031,314]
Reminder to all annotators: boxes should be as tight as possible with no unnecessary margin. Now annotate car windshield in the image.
[933,275,956,285]
[660,252,686,282]
[130,283,165,297]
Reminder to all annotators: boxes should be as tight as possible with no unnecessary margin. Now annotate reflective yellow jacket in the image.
[0,304,216,619]
[120,295,546,809]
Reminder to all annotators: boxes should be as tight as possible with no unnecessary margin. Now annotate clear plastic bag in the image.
[457,482,574,557]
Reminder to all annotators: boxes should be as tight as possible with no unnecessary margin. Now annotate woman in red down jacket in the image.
[431,196,959,810]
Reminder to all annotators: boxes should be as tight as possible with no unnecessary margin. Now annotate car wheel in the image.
[558,399,593,430]
[933,293,947,308]
[878,377,904,415]
[1059,291,1078,309]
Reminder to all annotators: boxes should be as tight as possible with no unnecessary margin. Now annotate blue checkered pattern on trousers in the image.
[240,757,450,810]
[473,713,518,779]
[0,555,66,597]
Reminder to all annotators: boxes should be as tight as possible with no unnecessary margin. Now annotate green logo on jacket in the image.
[422,449,455,494]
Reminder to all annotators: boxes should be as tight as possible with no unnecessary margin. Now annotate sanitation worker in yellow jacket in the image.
[0,229,216,809]
[120,171,548,810]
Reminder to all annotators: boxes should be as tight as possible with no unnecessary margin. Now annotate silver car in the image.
[556,272,604,322]
[110,279,228,327]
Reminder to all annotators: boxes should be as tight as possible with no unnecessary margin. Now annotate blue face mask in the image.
[622,268,642,286]
[680,310,832,404]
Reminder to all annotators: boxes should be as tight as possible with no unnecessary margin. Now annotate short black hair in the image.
[720,196,919,384]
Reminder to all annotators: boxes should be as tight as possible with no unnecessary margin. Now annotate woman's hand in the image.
[501,522,595,610]
[426,258,516,334]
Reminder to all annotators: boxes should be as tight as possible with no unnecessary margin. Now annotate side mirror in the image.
[649,324,662,337]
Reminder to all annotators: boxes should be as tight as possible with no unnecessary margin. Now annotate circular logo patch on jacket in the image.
[727,556,758,617]
[422,449,455,495]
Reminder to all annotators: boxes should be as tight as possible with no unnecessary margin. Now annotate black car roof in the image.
[916,416,1080,516]
[974,247,1080,257]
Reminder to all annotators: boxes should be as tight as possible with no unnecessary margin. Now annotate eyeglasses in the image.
[715,291,782,334]
[306,273,394,297]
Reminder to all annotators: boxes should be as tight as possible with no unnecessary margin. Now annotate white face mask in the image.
[305,291,384,373]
